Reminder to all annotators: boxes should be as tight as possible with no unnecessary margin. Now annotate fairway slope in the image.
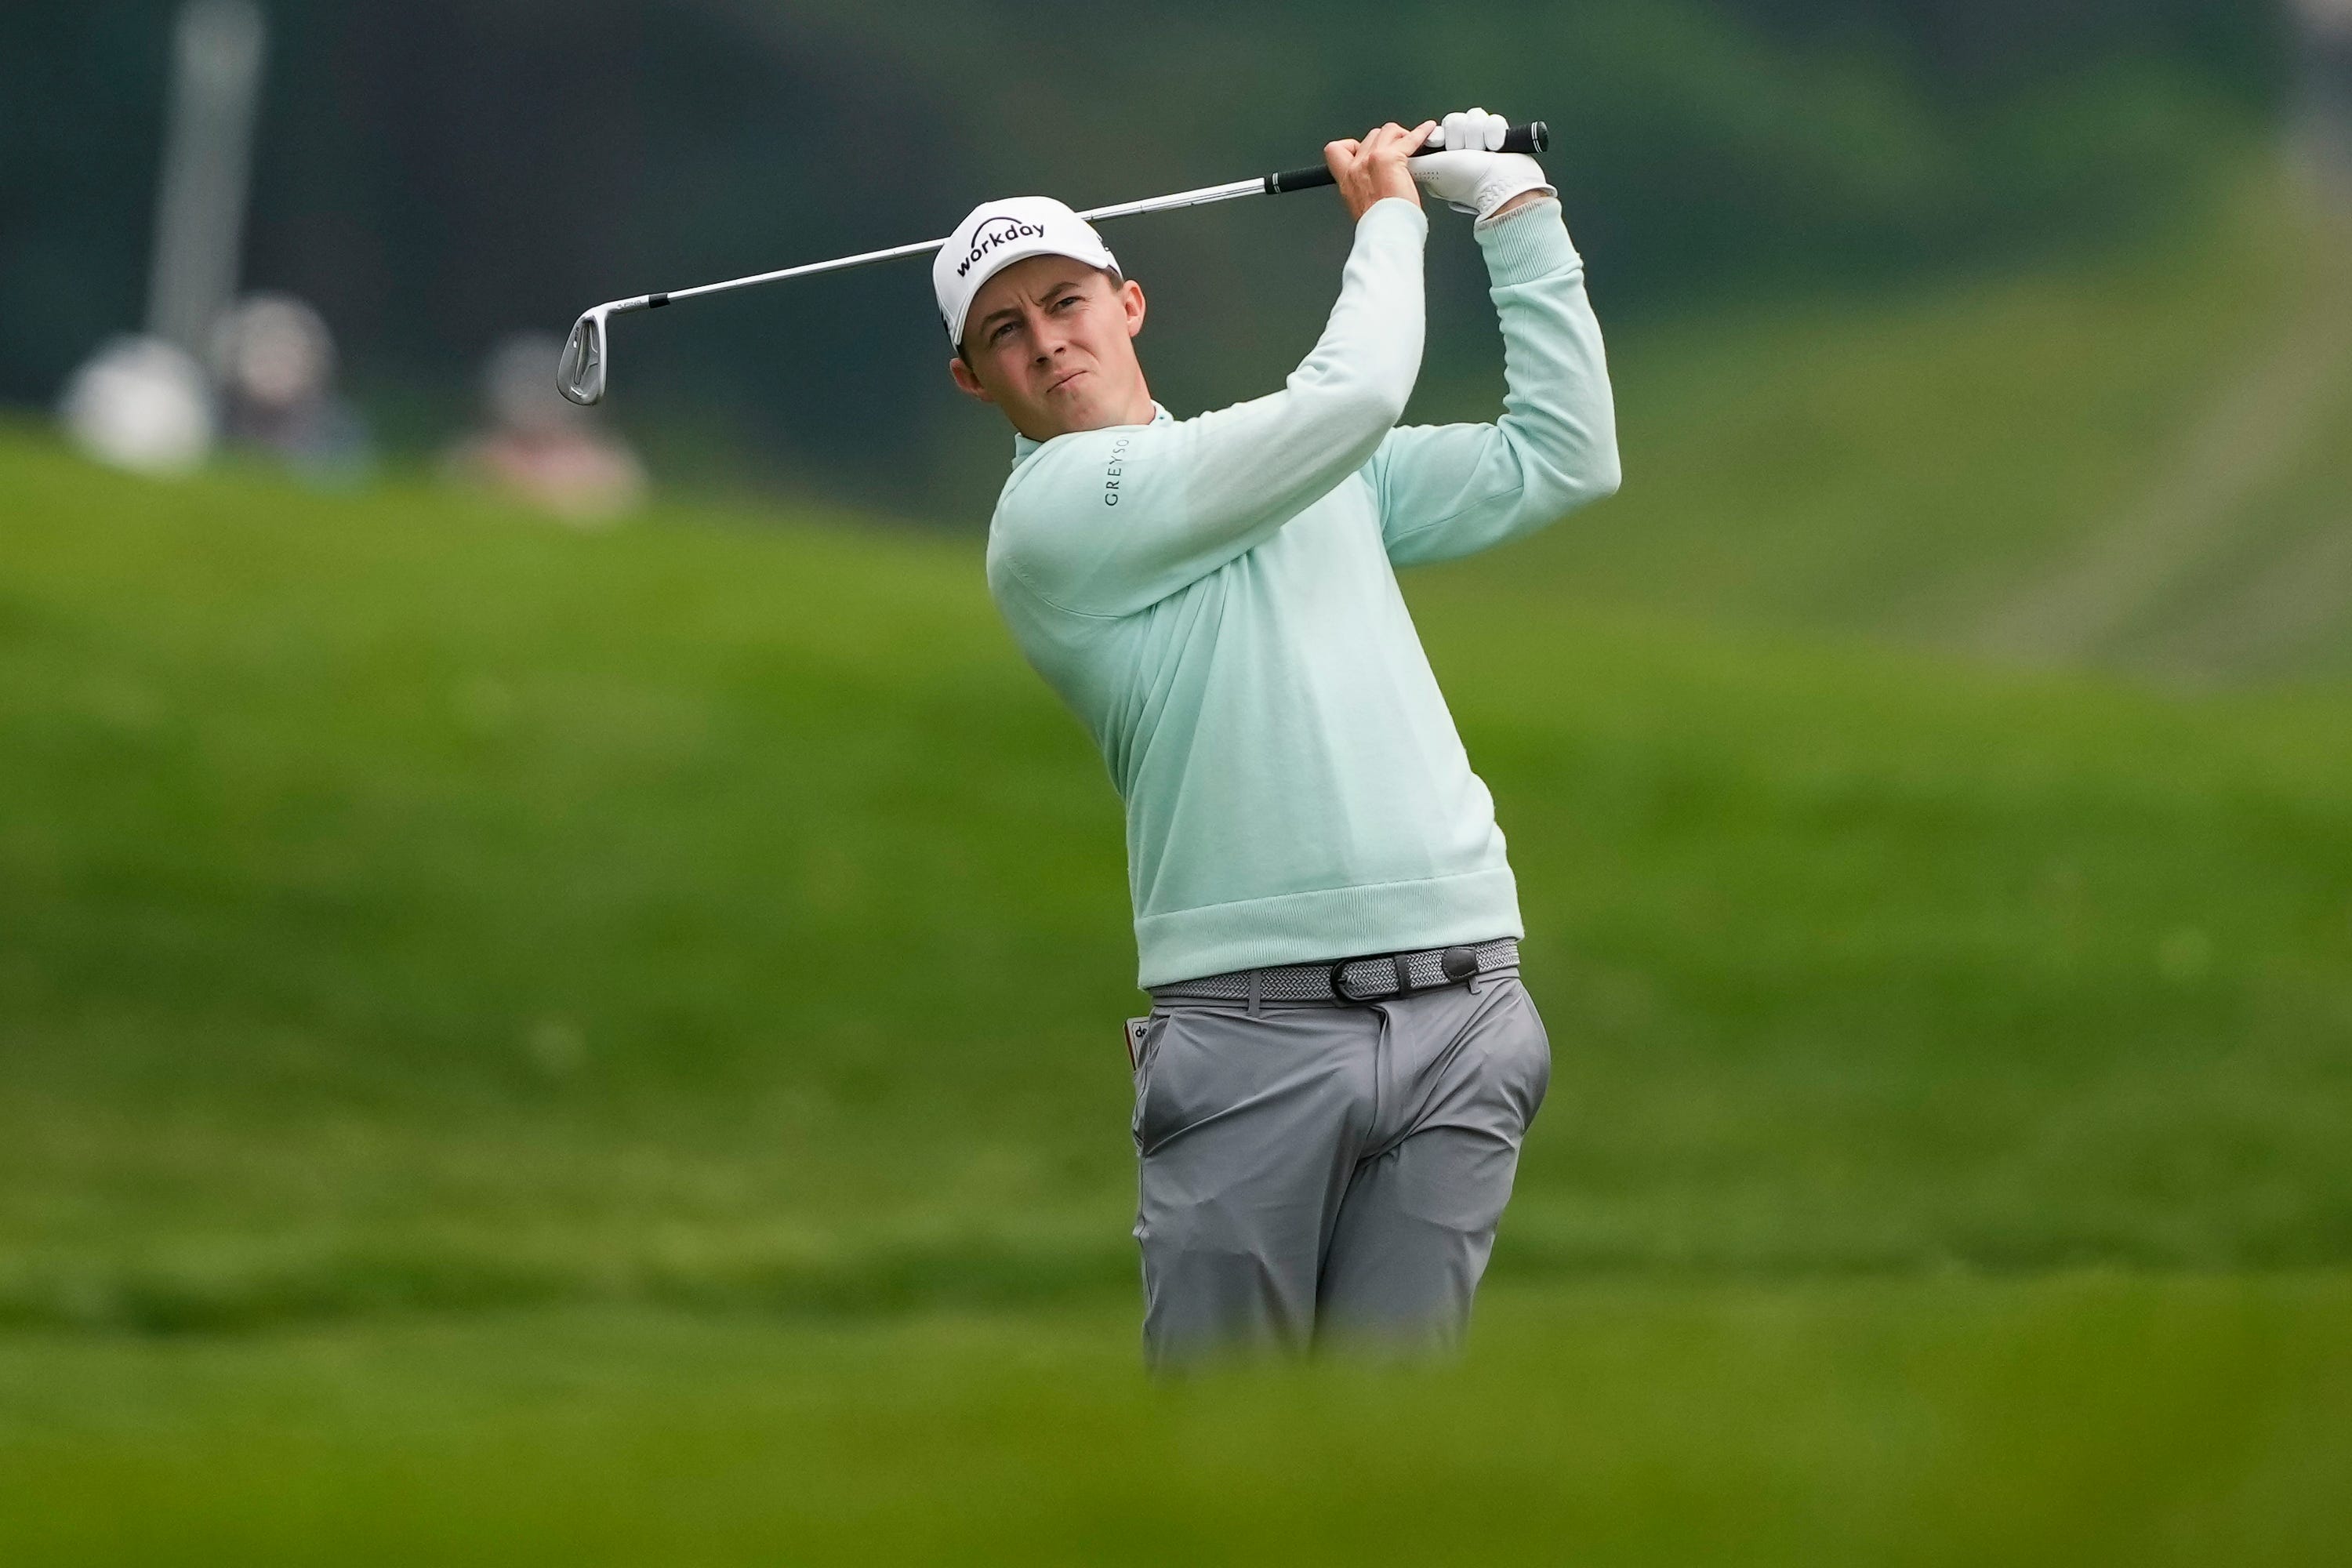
[3,427,2349,1331]
[1449,165,2352,679]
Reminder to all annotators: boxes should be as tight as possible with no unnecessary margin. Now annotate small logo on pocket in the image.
[1123,1017,1151,1071]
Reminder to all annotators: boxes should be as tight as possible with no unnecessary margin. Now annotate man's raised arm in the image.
[1367,194,1621,568]
[989,130,1432,620]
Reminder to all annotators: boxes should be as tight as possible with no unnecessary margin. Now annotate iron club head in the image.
[557,306,610,406]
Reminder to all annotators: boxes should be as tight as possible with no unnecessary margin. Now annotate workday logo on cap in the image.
[933,195,1120,350]
[955,212,1049,279]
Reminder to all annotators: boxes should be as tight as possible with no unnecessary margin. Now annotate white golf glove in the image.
[1410,107,1556,221]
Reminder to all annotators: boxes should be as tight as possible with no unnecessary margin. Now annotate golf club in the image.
[557,120,1548,405]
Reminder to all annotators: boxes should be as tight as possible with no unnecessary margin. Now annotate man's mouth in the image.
[1046,368,1088,394]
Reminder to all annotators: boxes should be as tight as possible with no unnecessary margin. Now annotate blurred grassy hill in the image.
[1443,165,2352,680]
[5,164,2352,1337]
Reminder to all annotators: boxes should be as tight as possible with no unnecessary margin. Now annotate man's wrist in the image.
[1479,188,1553,226]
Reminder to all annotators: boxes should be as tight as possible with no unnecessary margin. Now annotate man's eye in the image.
[1056,296,1080,309]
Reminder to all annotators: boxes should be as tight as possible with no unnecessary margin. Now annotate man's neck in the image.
[1018,378,1156,444]
[1106,378,1156,430]
[1013,389,1163,459]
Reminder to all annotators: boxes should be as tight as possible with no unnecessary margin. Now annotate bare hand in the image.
[1324,120,1439,222]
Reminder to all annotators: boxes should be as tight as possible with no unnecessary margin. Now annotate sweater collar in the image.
[1012,399,1172,466]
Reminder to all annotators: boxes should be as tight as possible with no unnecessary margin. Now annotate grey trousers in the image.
[1129,968,1550,1370]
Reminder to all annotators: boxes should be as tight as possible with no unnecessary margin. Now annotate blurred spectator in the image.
[210,292,372,484]
[444,332,646,524]
[57,336,216,477]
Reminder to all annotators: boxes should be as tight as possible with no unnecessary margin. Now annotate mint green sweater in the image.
[985,194,1619,987]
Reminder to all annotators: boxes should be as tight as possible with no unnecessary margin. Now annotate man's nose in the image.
[1031,312,1072,360]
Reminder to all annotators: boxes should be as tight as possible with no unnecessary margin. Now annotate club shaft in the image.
[633,178,1269,315]
[597,120,1548,318]
[1073,176,1267,225]
[655,234,948,310]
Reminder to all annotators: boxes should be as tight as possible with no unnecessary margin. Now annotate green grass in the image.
[6,1276,2349,1566]
[5,161,2352,1559]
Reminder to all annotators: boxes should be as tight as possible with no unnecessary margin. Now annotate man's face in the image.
[949,254,1150,442]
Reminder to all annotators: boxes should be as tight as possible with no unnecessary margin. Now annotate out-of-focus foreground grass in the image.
[2,163,2348,1559]
[7,1278,2349,1566]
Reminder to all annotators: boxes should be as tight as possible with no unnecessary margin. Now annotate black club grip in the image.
[1265,120,1548,195]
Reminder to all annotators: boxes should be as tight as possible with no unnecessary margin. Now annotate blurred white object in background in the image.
[59,0,268,478]
[58,336,217,476]
[211,292,372,481]
[445,332,646,524]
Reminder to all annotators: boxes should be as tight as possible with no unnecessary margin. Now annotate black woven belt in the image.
[1151,938,1519,1006]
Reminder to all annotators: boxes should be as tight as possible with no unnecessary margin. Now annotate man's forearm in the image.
[1366,196,1621,566]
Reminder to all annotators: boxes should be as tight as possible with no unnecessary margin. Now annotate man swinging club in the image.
[937,110,1621,1368]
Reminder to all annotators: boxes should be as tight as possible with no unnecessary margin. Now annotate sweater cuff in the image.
[1358,194,1430,240]
[1474,196,1579,284]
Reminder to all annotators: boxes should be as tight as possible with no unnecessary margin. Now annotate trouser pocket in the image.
[1128,1013,1168,1152]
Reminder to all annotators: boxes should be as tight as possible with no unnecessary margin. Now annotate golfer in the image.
[936,111,1619,1367]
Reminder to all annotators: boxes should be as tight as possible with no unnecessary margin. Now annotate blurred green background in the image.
[4,2,2351,1563]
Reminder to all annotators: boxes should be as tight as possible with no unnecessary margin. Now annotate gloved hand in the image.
[1409,107,1556,220]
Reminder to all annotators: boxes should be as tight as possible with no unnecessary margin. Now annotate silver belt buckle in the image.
[1328,945,1485,1004]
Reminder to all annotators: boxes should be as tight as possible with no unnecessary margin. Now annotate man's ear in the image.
[1121,278,1146,339]
[949,354,995,404]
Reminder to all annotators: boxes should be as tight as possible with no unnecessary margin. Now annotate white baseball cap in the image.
[932,196,1121,352]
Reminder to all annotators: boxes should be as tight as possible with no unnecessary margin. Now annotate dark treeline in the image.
[1,1,2285,512]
